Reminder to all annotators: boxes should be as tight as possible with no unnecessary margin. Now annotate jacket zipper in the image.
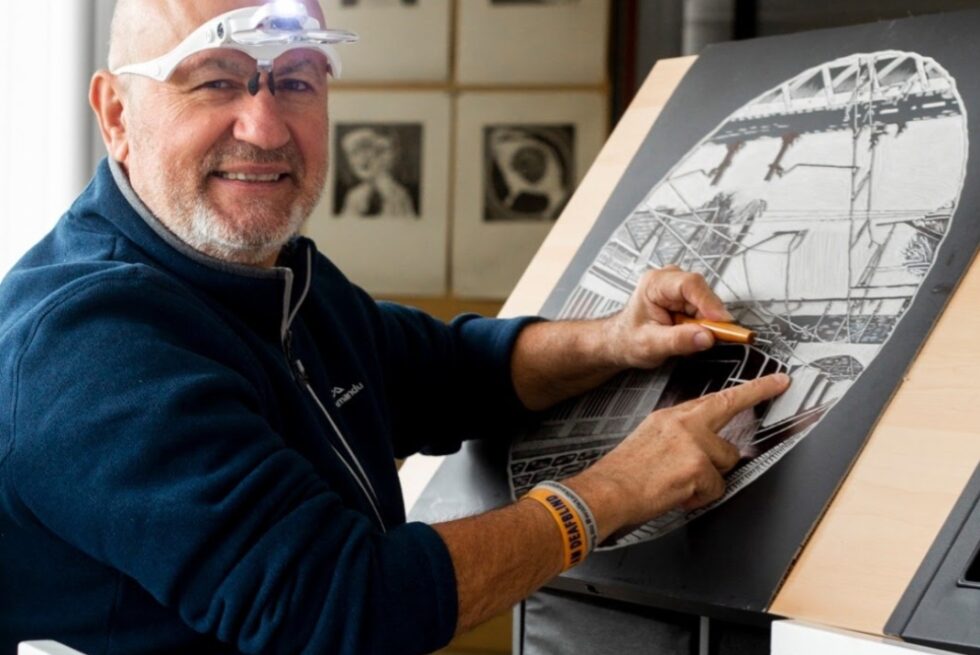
[285,329,387,532]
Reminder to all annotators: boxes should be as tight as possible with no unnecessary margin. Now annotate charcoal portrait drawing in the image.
[333,123,423,219]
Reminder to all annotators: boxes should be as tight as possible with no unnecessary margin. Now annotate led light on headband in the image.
[111,1,358,91]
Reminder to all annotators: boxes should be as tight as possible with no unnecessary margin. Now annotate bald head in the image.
[107,0,327,72]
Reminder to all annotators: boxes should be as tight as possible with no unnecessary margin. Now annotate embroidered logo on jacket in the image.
[332,383,365,408]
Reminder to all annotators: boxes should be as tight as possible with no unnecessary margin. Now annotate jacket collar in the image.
[75,158,313,342]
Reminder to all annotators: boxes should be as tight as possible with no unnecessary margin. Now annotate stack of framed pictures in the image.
[306,0,610,300]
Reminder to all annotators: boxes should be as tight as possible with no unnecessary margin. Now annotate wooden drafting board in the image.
[496,54,980,636]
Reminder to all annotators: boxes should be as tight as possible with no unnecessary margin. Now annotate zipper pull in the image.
[293,358,311,385]
[284,330,310,385]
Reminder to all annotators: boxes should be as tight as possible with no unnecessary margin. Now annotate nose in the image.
[232,81,291,151]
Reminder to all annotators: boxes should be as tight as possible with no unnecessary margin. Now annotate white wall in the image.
[0,0,99,279]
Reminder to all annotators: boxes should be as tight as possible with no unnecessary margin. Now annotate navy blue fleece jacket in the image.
[0,159,534,654]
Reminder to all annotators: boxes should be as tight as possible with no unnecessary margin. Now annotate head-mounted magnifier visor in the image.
[111,1,358,85]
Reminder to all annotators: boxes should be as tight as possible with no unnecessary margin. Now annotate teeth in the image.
[218,172,283,182]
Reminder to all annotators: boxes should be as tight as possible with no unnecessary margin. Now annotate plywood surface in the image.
[769,249,980,633]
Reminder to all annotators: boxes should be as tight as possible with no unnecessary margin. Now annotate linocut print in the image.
[509,50,968,548]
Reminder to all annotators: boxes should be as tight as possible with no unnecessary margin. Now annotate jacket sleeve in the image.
[4,271,457,655]
[368,299,543,458]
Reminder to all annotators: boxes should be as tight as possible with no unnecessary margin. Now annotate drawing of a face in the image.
[342,128,396,181]
[509,50,969,548]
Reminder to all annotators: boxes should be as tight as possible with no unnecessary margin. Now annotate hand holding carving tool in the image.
[671,312,770,346]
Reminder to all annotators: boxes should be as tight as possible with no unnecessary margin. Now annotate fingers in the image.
[641,268,732,322]
[697,431,741,473]
[681,468,727,511]
[676,435,738,511]
[695,373,791,432]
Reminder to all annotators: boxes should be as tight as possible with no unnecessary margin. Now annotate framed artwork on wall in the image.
[305,91,451,296]
[452,91,608,298]
[320,0,451,82]
[455,0,610,85]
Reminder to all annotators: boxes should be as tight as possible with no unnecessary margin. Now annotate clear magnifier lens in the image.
[303,29,360,44]
[231,28,359,46]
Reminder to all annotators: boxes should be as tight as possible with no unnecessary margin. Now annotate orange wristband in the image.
[524,486,589,570]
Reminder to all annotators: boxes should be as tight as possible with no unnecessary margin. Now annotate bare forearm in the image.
[433,499,564,635]
[431,470,629,636]
[510,317,623,411]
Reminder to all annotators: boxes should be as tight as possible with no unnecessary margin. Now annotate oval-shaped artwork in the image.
[508,51,968,548]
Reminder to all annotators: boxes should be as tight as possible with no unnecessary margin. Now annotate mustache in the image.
[204,141,305,175]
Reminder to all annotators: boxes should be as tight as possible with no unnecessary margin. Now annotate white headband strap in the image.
[111,2,358,81]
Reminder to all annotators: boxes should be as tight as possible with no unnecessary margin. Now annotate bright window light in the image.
[0,1,92,279]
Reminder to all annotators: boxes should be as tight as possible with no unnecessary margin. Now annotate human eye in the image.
[276,78,316,94]
[196,78,239,92]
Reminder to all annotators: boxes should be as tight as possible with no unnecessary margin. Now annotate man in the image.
[0,1,789,653]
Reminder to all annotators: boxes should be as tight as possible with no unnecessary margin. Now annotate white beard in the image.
[177,196,309,266]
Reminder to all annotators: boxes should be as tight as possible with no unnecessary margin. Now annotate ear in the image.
[89,70,131,164]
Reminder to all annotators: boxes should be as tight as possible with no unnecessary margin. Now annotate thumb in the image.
[663,323,715,356]
[633,323,715,365]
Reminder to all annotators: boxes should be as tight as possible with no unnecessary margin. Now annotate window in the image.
[0,1,97,278]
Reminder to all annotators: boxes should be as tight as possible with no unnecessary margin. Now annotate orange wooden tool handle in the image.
[671,313,757,345]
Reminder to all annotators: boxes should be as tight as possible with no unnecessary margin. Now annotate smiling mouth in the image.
[213,171,290,183]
